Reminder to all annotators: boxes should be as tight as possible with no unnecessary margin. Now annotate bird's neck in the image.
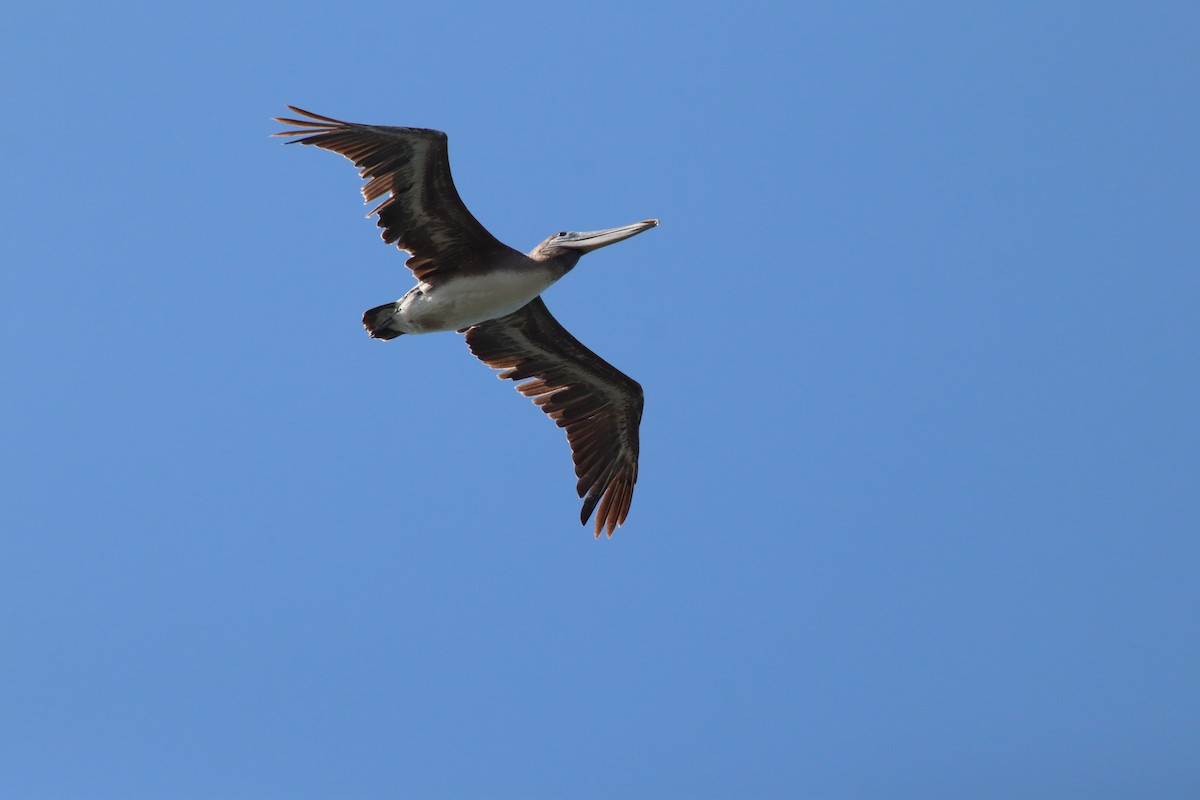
[530,249,582,279]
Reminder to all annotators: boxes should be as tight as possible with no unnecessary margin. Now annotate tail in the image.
[362,302,405,340]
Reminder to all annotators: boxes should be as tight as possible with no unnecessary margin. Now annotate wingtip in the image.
[282,104,342,123]
[585,492,622,538]
[272,105,351,139]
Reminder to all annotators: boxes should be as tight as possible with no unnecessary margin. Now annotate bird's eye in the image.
[557,231,569,237]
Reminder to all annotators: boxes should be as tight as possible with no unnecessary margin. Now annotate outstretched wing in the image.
[273,106,520,285]
[464,298,644,537]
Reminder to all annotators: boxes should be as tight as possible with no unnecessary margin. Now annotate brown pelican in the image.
[273,107,657,537]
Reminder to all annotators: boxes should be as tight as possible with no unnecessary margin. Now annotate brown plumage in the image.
[274,106,654,537]
[466,298,644,537]
[272,106,520,284]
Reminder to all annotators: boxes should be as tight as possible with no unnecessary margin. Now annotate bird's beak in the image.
[563,219,659,253]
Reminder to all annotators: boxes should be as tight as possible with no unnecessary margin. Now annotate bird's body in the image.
[382,259,559,335]
[273,106,657,536]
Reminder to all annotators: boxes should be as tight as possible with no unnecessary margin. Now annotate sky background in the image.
[3,2,1198,798]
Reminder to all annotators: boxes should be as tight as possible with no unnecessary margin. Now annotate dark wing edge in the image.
[464,298,644,538]
[272,105,516,283]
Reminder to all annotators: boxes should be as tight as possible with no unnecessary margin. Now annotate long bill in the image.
[559,219,659,253]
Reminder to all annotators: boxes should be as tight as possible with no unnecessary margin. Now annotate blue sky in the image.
[3,1,1197,797]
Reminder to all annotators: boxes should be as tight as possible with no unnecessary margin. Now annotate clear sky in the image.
[3,2,1197,798]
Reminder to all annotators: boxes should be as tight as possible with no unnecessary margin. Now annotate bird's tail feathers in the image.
[363,303,405,340]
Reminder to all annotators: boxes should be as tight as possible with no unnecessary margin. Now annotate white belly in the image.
[395,269,557,334]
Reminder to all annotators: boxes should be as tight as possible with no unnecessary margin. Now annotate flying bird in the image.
[273,106,657,537]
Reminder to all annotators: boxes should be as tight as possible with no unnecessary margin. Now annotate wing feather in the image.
[464,298,644,537]
[274,105,519,284]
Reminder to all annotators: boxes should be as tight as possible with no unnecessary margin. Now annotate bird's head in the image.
[530,219,659,268]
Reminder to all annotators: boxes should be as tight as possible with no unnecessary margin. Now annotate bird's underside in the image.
[274,105,654,536]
